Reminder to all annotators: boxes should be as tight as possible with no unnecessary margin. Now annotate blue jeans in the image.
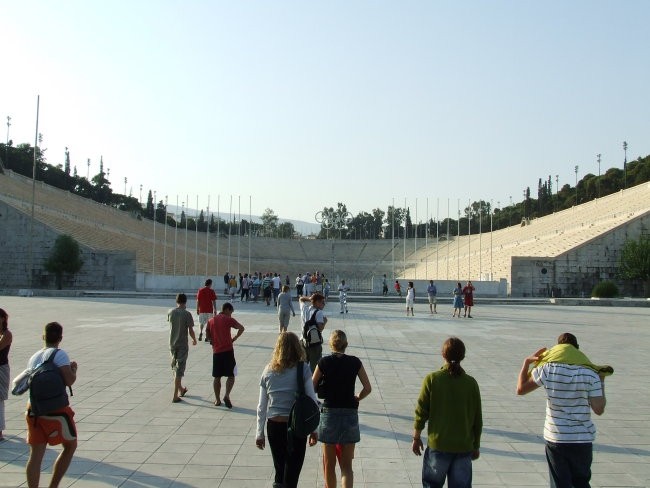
[545,442,592,488]
[422,448,472,488]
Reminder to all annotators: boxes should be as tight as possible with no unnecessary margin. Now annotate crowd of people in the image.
[0,276,612,488]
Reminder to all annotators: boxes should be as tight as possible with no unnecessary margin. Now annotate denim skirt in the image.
[318,407,360,444]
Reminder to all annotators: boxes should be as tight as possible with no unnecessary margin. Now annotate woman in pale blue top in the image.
[277,285,296,333]
[256,332,318,488]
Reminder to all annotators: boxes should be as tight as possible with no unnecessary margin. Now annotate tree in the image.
[44,234,84,289]
[144,190,154,219]
[278,221,296,239]
[384,206,405,239]
[618,236,650,297]
[261,208,279,236]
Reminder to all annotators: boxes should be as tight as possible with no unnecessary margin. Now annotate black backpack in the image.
[302,310,323,348]
[287,362,320,450]
[29,349,71,416]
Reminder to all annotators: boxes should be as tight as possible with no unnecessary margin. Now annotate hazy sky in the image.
[2,1,649,228]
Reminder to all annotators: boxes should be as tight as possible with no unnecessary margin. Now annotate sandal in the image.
[214,400,221,406]
[224,397,233,409]
[180,387,188,397]
[172,398,182,403]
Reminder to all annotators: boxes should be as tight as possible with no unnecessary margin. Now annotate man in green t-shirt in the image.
[168,293,197,403]
[412,337,482,488]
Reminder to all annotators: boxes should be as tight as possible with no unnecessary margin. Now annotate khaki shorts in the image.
[171,346,189,377]
[428,295,437,305]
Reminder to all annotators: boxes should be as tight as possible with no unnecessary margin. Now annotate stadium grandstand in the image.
[1,169,648,296]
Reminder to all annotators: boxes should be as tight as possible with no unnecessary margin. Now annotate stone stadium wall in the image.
[511,212,650,297]
[0,201,137,290]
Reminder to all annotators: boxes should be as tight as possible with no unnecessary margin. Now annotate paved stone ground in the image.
[0,295,648,487]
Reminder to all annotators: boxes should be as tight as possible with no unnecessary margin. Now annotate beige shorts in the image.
[428,295,437,305]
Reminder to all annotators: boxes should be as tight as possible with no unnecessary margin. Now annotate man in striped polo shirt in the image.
[517,333,606,488]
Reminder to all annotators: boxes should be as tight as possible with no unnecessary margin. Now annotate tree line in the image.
[1,141,648,240]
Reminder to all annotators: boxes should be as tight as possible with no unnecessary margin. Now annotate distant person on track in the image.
[277,285,296,333]
[427,280,438,314]
[406,281,415,316]
[394,280,402,297]
[452,283,464,318]
[196,279,217,343]
[462,281,475,318]
[338,280,350,314]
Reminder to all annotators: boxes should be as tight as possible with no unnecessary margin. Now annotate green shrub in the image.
[591,281,619,298]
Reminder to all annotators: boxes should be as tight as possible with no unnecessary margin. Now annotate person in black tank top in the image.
[312,330,372,488]
[0,308,12,441]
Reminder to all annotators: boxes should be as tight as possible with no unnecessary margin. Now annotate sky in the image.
[1,1,649,231]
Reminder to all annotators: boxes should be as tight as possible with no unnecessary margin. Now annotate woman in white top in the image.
[256,332,318,488]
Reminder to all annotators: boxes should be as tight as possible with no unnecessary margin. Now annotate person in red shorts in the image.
[208,302,245,408]
[196,278,218,343]
[24,321,78,488]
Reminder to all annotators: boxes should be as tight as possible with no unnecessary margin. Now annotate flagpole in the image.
[391,198,395,280]
[162,196,168,274]
[195,195,199,276]
[28,95,40,287]
[457,199,460,280]
[227,195,232,274]
[184,194,189,275]
[237,195,241,276]
[216,195,220,276]
[436,198,439,279]
[248,195,252,275]
[403,197,407,278]
[205,195,210,277]
[174,195,178,276]
[414,197,418,280]
[446,198,450,280]
[467,198,471,280]
[425,197,429,279]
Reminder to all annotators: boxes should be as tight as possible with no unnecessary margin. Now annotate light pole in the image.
[596,154,601,198]
[124,177,127,196]
[509,195,512,226]
[574,165,579,206]
[86,158,90,180]
[523,189,527,219]
[163,195,168,274]
[139,184,143,206]
[152,191,157,277]
[555,174,559,211]
[5,116,10,164]
[623,141,628,189]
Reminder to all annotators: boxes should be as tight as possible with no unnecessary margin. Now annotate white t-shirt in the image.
[272,276,281,289]
[28,347,71,369]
